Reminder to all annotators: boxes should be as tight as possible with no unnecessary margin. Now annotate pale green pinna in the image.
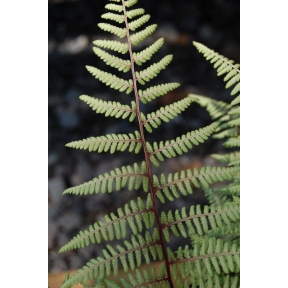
[59,0,240,287]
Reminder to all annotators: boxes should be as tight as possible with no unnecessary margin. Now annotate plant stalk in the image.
[121,1,174,287]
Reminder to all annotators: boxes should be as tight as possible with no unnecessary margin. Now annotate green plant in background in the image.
[58,0,240,287]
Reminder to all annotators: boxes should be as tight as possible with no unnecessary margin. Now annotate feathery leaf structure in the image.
[142,96,198,133]
[161,202,240,242]
[153,166,240,203]
[86,66,133,93]
[79,95,136,121]
[125,0,138,8]
[193,41,240,97]
[168,238,240,283]
[93,40,129,54]
[139,82,180,103]
[93,47,131,72]
[127,8,145,19]
[101,12,125,24]
[105,3,123,13]
[129,14,151,31]
[146,123,219,166]
[98,23,127,38]
[133,38,164,65]
[63,162,149,196]
[131,24,158,45]
[61,229,163,288]
[66,131,142,154]
[223,136,240,148]
[59,195,155,252]
[136,55,173,85]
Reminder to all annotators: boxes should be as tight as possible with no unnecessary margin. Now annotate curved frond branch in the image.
[93,40,129,54]
[63,162,149,195]
[130,24,158,45]
[105,3,123,13]
[59,195,155,252]
[127,8,145,19]
[60,230,163,288]
[147,122,219,166]
[79,95,136,122]
[86,66,133,94]
[136,55,173,84]
[153,166,240,203]
[142,96,198,133]
[101,12,125,24]
[93,47,131,72]
[133,38,164,65]
[139,82,180,103]
[129,14,151,31]
[98,23,127,38]
[66,131,142,154]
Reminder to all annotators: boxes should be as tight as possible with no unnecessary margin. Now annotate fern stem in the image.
[121,1,174,287]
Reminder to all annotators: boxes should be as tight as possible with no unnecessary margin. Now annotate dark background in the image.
[48,0,239,273]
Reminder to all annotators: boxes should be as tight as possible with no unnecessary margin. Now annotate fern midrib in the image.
[163,207,239,228]
[61,208,154,251]
[121,1,174,287]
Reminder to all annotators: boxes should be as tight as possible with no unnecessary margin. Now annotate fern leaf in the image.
[93,47,131,72]
[131,24,158,45]
[105,3,123,13]
[63,162,149,195]
[169,238,240,279]
[193,42,240,96]
[231,95,240,106]
[93,40,129,54]
[142,96,198,133]
[101,13,125,24]
[98,23,126,38]
[125,0,138,7]
[60,230,163,288]
[127,8,145,19]
[66,132,142,154]
[59,195,155,252]
[223,136,240,148]
[79,95,136,122]
[136,55,173,85]
[147,123,219,166]
[153,166,240,203]
[161,202,240,241]
[133,38,164,65]
[139,82,180,103]
[213,127,238,140]
[86,66,133,94]
[129,14,151,31]
[120,265,169,288]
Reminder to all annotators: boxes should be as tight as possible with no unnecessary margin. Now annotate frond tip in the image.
[66,131,142,154]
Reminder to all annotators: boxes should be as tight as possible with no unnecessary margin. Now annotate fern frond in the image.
[79,95,136,122]
[66,132,142,154]
[139,82,180,103]
[131,24,158,45]
[169,238,240,279]
[104,280,121,288]
[223,136,240,148]
[101,13,125,24]
[192,94,231,120]
[161,202,240,241]
[105,3,123,13]
[127,8,145,19]
[120,265,169,288]
[227,117,240,127]
[98,23,127,38]
[129,14,151,31]
[63,162,149,195]
[153,166,240,203]
[86,66,133,94]
[125,0,138,7]
[136,55,173,85]
[193,42,240,97]
[141,96,198,133]
[93,40,129,54]
[93,47,131,72]
[59,195,155,252]
[213,127,238,139]
[60,230,163,288]
[147,122,219,166]
[231,95,240,106]
[133,38,164,65]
